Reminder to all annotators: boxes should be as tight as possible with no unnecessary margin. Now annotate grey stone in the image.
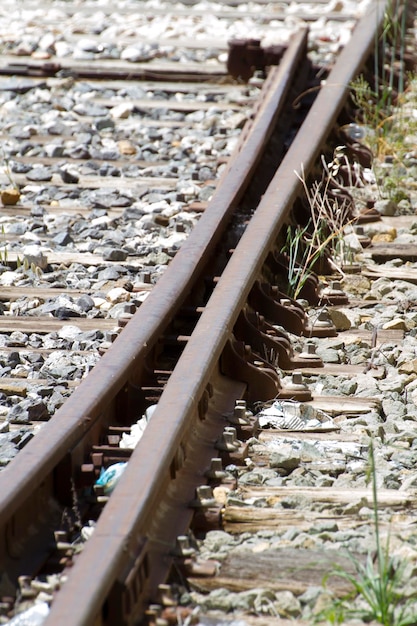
[73,103,108,117]
[0,435,18,465]
[59,169,79,184]
[102,248,128,261]
[96,267,121,281]
[8,400,47,423]
[315,347,341,363]
[239,468,278,485]
[270,445,301,472]
[26,167,53,182]
[203,530,235,552]
[46,121,68,135]
[374,199,397,216]
[53,231,73,246]
[310,521,339,534]
[381,398,407,419]
[66,145,91,159]
[298,585,323,607]
[77,295,95,312]
[391,449,417,470]
[272,590,302,617]
[95,118,115,131]
[44,144,64,158]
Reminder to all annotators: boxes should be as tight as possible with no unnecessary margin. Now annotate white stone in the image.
[106,287,130,304]
[110,103,134,119]
[22,245,48,270]
[0,271,17,286]
[58,326,82,340]
[120,44,154,62]
[92,297,106,308]
[91,215,113,228]
[38,33,56,51]
[54,41,72,57]
[328,308,351,331]
[6,602,49,625]
[76,38,103,53]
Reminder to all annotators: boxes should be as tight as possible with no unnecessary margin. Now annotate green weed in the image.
[282,148,357,299]
[317,441,417,625]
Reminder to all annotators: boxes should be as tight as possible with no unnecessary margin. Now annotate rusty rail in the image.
[0,25,309,610]
[41,2,387,624]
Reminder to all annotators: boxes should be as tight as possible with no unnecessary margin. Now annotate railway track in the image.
[1,0,417,624]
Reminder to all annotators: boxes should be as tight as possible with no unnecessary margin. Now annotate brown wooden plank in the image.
[222,505,415,533]
[239,486,413,507]
[188,547,359,595]
[0,376,79,396]
[369,243,417,261]
[12,155,168,169]
[342,328,404,343]
[363,265,417,284]
[0,284,152,301]
[0,287,87,301]
[258,431,360,443]
[2,250,144,267]
[236,618,310,626]
[309,395,381,414]
[0,55,228,81]
[94,96,246,112]
[10,173,179,190]
[0,200,199,218]
[0,316,118,333]
[298,363,385,378]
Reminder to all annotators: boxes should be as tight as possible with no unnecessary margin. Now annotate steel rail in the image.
[44,2,388,624]
[0,25,308,595]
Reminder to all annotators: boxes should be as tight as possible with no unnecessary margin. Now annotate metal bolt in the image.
[235,399,253,418]
[105,330,119,343]
[292,372,303,385]
[140,271,152,284]
[189,485,217,508]
[173,535,195,557]
[323,281,345,297]
[18,576,36,600]
[227,404,250,425]
[205,457,227,480]
[305,341,316,355]
[216,430,239,451]
[224,426,238,441]
[146,604,163,623]
[314,308,333,327]
[286,371,308,391]
[157,584,176,607]
[123,303,137,315]
[299,340,320,361]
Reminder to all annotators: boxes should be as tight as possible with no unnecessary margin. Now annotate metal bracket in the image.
[234,307,322,369]
[227,39,286,81]
[220,336,280,404]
